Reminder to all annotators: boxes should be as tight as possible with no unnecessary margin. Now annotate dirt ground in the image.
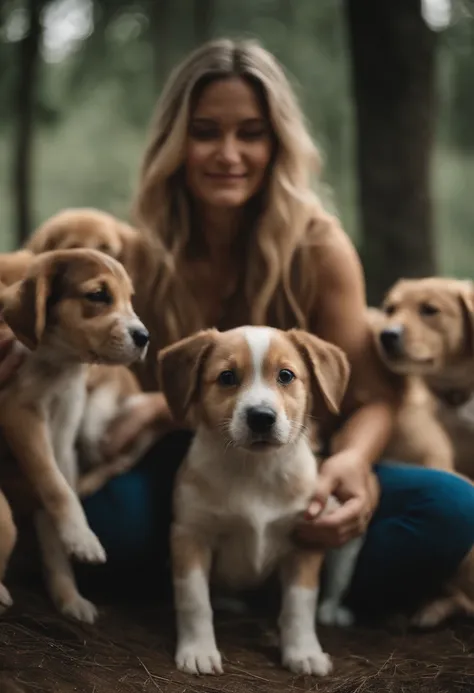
[0,572,473,693]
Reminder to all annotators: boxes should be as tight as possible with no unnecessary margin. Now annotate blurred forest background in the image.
[1,0,474,302]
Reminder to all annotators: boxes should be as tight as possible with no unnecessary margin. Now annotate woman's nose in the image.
[217,135,241,164]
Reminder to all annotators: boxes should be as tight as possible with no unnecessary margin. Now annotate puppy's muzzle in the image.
[379,325,404,358]
[246,405,277,435]
[129,326,149,348]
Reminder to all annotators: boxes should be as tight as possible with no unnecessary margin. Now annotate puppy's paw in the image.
[318,600,355,628]
[176,642,223,676]
[0,583,13,613]
[60,595,98,624]
[334,606,356,627]
[282,644,332,676]
[60,522,106,564]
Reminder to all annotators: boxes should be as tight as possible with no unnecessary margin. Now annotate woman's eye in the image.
[218,369,238,386]
[278,368,295,385]
[189,127,219,141]
[239,129,267,141]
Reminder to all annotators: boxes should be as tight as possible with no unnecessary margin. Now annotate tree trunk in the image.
[149,0,172,87]
[345,0,437,304]
[193,0,215,47]
[13,0,42,246]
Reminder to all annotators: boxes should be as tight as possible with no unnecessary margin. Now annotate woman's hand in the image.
[295,450,380,549]
[0,335,27,387]
[100,392,178,459]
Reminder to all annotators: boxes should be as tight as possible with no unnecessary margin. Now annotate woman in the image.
[4,38,474,619]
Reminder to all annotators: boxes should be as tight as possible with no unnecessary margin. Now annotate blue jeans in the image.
[82,432,474,617]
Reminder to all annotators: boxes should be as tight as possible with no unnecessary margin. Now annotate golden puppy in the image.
[158,326,350,677]
[378,277,474,383]
[377,277,474,478]
[26,208,139,265]
[0,250,34,289]
[0,248,149,622]
[368,306,454,471]
[369,279,474,628]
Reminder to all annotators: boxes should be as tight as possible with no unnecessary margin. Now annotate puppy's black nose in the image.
[379,326,404,357]
[130,327,149,348]
[246,406,277,434]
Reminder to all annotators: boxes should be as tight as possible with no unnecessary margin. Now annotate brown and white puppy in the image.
[0,248,149,622]
[368,306,454,471]
[158,326,350,677]
[26,208,139,266]
[76,365,170,498]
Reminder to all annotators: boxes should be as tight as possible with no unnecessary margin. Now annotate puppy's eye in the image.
[98,243,111,254]
[85,288,112,304]
[384,304,396,316]
[419,302,439,317]
[218,369,238,387]
[278,368,295,385]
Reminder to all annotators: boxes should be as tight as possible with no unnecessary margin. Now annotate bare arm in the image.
[298,221,401,547]
[313,223,399,459]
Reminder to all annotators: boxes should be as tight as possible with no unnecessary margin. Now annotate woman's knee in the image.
[410,469,474,557]
[349,466,474,616]
[374,463,474,570]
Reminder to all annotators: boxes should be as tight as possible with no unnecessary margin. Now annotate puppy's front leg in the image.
[171,524,222,676]
[279,549,332,676]
[35,510,98,623]
[317,536,364,627]
[1,407,105,563]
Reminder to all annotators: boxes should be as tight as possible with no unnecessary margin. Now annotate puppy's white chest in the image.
[212,490,304,587]
[48,373,87,457]
[178,432,318,589]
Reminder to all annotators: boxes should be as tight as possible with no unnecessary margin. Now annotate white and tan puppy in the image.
[0,248,149,622]
[158,326,350,677]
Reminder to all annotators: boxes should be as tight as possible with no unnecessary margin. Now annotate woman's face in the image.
[185,77,273,210]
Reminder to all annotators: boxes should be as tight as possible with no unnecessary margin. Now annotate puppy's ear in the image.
[287,329,350,415]
[157,329,218,422]
[457,281,474,355]
[1,257,63,350]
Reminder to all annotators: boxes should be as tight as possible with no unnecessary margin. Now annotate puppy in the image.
[366,279,474,628]
[0,251,36,611]
[378,277,474,477]
[158,326,350,677]
[315,300,458,630]
[26,208,139,265]
[0,248,149,621]
[76,364,171,498]
[0,250,34,289]
[368,306,454,471]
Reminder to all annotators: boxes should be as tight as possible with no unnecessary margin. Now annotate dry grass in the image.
[0,581,473,693]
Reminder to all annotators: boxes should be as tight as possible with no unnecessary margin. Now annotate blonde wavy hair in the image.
[134,37,329,348]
